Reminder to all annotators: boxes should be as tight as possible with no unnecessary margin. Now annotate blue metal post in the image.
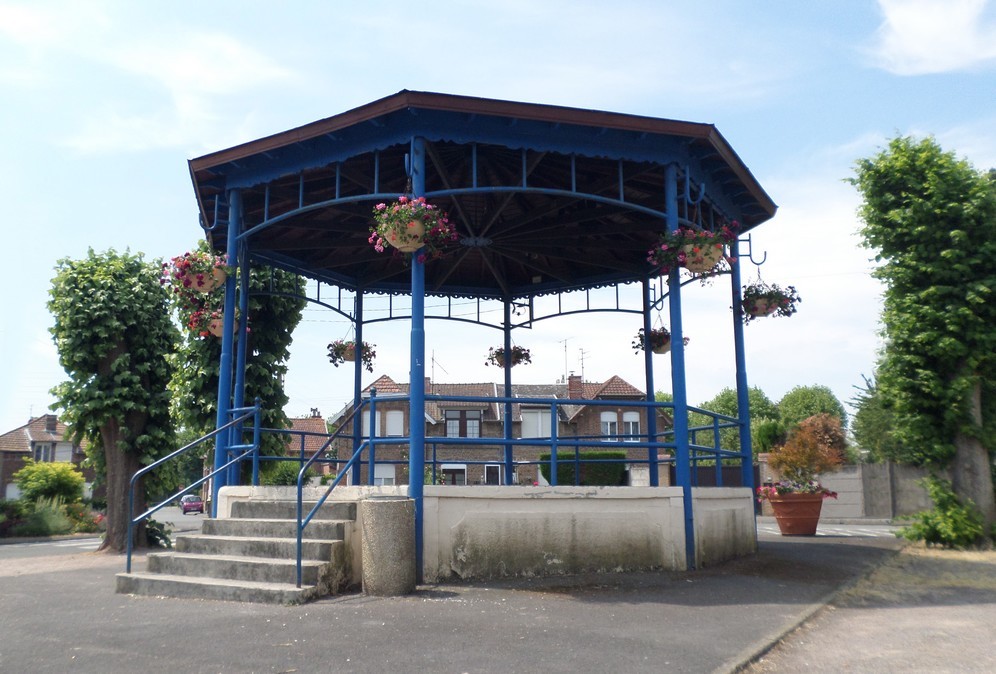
[211,189,241,516]
[502,301,514,484]
[230,240,250,487]
[730,240,754,491]
[408,137,427,582]
[665,164,696,570]
[642,278,659,486]
[351,293,364,486]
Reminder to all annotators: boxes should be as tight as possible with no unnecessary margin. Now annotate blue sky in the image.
[2,0,995,434]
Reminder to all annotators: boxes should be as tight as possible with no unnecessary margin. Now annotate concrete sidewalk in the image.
[0,527,906,674]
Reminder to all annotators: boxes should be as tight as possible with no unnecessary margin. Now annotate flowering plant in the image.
[186,307,244,339]
[741,281,801,324]
[762,413,846,497]
[647,222,739,276]
[631,327,689,354]
[485,345,531,367]
[757,481,838,502]
[161,251,230,296]
[327,339,376,373]
[369,196,458,262]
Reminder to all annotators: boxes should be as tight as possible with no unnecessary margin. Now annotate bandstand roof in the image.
[189,91,776,300]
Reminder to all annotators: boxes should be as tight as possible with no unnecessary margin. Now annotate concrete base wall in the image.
[218,485,757,585]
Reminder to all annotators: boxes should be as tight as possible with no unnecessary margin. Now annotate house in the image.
[0,415,92,500]
[331,373,669,487]
[285,409,334,475]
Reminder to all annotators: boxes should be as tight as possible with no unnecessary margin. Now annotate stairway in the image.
[116,499,357,604]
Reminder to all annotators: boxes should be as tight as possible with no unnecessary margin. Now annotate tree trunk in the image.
[98,418,147,552]
[951,381,996,531]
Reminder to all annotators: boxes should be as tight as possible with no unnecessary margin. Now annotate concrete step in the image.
[115,572,319,604]
[230,500,356,521]
[146,551,328,585]
[175,534,340,561]
[201,518,345,540]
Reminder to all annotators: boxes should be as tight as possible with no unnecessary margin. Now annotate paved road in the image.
[0,536,101,559]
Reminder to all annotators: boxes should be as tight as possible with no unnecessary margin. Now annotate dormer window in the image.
[445,410,481,438]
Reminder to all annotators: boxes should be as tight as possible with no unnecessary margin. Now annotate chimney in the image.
[568,374,583,400]
[45,415,58,433]
[425,376,432,393]
[310,408,321,418]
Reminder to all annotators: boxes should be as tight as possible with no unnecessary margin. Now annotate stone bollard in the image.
[360,496,416,596]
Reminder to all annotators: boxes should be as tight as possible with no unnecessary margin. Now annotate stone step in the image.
[146,551,328,585]
[115,572,319,604]
[175,534,340,561]
[230,499,356,521]
[201,518,345,540]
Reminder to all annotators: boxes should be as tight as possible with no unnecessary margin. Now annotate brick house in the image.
[285,409,333,475]
[0,415,93,500]
[331,373,665,487]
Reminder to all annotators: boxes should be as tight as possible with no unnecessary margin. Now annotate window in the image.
[361,411,381,438]
[441,464,467,485]
[484,464,502,485]
[33,443,53,462]
[520,409,552,438]
[600,412,618,441]
[445,410,481,438]
[622,412,640,442]
[373,464,395,486]
[386,410,404,437]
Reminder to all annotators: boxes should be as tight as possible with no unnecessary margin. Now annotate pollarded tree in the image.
[49,249,178,552]
[851,136,996,531]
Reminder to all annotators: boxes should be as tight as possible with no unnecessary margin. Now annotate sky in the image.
[1,0,995,435]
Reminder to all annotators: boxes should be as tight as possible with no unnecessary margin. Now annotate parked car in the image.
[179,494,204,515]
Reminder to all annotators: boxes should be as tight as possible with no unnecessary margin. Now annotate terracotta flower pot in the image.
[768,492,825,536]
[386,220,425,253]
[745,298,779,318]
[342,344,357,362]
[681,243,724,273]
[184,267,226,293]
[651,338,672,354]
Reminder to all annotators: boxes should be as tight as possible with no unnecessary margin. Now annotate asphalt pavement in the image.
[1,519,989,673]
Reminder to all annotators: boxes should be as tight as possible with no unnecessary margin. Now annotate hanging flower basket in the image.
[369,196,457,259]
[162,251,230,296]
[328,339,376,373]
[485,345,531,367]
[741,281,801,324]
[632,327,689,354]
[188,307,242,339]
[647,222,739,277]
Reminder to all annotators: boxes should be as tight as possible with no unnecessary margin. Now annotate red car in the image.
[179,494,204,515]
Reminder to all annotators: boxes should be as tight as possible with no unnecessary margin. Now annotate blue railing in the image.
[125,400,262,572]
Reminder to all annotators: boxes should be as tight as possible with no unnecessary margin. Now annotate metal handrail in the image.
[125,401,261,572]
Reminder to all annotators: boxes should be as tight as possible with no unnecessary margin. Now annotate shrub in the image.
[897,477,986,549]
[767,414,846,484]
[64,502,102,534]
[0,500,30,537]
[539,451,628,486]
[261,460,317,486]
[13,460,85,503]
[11,497,72,537]
[146,518,173,548]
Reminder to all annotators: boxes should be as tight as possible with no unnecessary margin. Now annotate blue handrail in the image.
[125,400,261,573]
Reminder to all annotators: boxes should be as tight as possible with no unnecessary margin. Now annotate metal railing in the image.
[125,401,261,572]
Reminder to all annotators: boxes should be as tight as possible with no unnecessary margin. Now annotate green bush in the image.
[11,497,72,537]
[145,518,173,549]
[897,477,986,549]
[260,460,317,486]
[64,502,102,533]
[13,460,85,503]
[539,450,627,486]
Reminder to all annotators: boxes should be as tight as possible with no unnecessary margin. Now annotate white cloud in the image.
[869,0,996,74]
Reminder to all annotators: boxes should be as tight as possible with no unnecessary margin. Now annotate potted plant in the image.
[485,345,531,367]
[741,281,801,324]
[187,307,242,338]
[631,327,689,355]
[328,339,376,373]
[646,222,739,276]
[161,251,230,295]
[757,413,845,535]
[369,196,458,259]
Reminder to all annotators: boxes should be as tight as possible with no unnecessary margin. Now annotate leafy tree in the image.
[778,384,847,429]
[691,386,779,456]
[13,460,84,503]
[767,414,846,484]
[851,135,996,531]
[850,374,903,462]
[169,252,307,473]
[49,249,177,552]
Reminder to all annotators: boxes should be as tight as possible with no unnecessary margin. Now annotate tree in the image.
[169,252,307,477]
[850,374,903,462]
[767,413,846,484]
[49,249,177,552]
[13,460,84,503]
[693,386,780,456]
[851,135,996,531]
[778,385,847,429]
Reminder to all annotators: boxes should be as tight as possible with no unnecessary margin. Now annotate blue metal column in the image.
[642,278,659,486]
[351,293,364,485]
[211,188,241,516]
[407,137,427,581]
[230,240,250,487]
[730,240,754,491]
[665,165,696,570]
[502,301,514,484]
